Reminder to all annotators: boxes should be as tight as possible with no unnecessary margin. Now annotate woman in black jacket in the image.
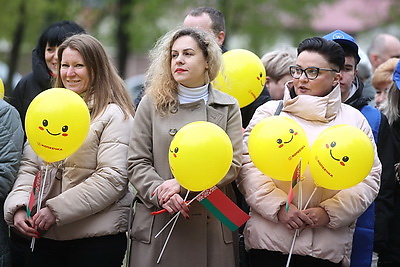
[10,20,85,138]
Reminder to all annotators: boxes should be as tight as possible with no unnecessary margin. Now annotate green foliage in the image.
[0,0,82,53]
[1,0,400,77]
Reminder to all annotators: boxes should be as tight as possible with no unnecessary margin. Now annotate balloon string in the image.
[286,229,299,267]
[30,163,49,251]
[156,190,190,264]
[154,190,204,239]
[286,186,318,267]
[303,187,318,210]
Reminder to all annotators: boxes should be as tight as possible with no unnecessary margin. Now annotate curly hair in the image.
[145,27,222,116]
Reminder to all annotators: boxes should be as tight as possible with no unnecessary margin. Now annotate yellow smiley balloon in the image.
[0,78,4,99]
[212,49,265,108]
[25,88,90,163]
[309,124,374,190]
[168,121,233,192]
[248,116,310,181]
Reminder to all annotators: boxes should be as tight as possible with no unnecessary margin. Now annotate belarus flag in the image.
[286,159,301,212]
[196,186,250,231]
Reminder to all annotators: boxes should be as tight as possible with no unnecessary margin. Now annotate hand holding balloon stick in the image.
[25,88,90,250]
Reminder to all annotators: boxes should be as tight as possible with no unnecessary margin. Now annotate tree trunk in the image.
[6,0,26,99]
[116,0,133,79]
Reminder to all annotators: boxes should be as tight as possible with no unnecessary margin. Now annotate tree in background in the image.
[1,0,400,98]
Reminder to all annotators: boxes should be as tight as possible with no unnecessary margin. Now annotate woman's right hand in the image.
[161,193,190,219]
[13,208,40,238]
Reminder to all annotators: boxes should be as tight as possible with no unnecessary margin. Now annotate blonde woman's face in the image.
[60,47,89,95]
[170,35,209,88]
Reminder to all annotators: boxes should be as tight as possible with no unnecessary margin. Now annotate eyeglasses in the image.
[289,65,339,80]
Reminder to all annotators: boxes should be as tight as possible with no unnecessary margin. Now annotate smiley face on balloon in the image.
[212,49,266,108]
[25,88,90,163]
[309,125,374,190]
[248,116,310,181]
[257,72,265,87]
[39,119,70,137]
[326,141,350,166]
[276,128,298,148]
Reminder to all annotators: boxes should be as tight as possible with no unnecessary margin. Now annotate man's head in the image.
[367,33,400,72]
[183,6,225,47]
[323,30,360,101]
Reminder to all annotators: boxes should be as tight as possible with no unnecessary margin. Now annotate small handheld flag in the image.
[196,186,250,231]
[286,159,302,212]
[27,170,43,218]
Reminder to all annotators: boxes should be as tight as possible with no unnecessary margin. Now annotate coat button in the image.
[169,128,177,136]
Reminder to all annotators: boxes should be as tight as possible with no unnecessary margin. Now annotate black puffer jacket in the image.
[382,118,400,264]
[10,48,53,136]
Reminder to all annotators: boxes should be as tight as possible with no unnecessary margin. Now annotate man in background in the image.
[183,6,270,128]
[363,33,400,106]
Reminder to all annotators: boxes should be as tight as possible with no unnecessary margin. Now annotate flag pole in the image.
[30,163,49,251]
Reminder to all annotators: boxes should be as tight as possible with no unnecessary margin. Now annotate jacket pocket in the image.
[130,202,154,244]
[222,221,234,244]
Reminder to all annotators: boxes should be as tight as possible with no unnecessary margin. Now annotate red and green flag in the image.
[286,159,301,212]
[27,170,43,218]
[196,186,250,231]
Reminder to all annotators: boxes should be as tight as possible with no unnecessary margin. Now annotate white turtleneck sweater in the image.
[178,83,209,104]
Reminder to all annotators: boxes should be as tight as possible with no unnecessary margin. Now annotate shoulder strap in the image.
[274,100,283,115]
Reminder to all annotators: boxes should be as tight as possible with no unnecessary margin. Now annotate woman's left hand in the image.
[303,207,330,228]
[32,207,56,231]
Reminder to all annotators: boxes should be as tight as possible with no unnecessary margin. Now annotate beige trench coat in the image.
[127,86,243,267]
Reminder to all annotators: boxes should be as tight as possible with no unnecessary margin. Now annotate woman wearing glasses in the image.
[237,37,381,267]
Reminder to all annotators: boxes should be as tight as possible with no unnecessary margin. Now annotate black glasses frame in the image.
[289,65,339,80]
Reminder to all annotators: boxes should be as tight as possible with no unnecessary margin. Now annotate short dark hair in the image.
[37,20,85,59]
[341,43,361,66]
[187,6,225,36]
[297,37,345,71]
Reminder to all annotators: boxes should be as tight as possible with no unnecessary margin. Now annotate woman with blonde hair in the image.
[127,27,243,267]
